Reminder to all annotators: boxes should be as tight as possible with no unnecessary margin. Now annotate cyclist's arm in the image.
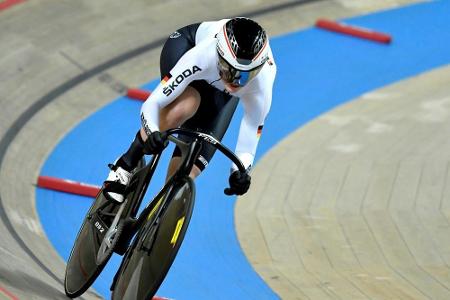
[233,95,270,171]
[140,45,209,135]
[233,66,276,172]
[233,59,276,172]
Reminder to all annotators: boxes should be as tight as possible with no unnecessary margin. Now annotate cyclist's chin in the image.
[223,82,242,93]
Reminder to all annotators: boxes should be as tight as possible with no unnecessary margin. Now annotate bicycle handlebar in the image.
[162,128,246,173]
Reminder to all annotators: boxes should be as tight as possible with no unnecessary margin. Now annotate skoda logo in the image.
[169,31,181,39]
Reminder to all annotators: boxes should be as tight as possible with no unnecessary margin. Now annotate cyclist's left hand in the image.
[144,131,168,154]
[225,170,251,196]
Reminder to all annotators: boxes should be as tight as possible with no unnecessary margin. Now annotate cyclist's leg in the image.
[104,23,201,202]
[166,157,201,181]
[167,83,238,180]
[157,87,200,132]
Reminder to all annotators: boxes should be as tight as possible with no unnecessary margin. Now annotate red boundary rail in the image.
[0,285,19,300]
[37,176,100,198]
[126,88,151,101]
[37,176,175,299]
[0,0,25,11]
[315,18,392,44]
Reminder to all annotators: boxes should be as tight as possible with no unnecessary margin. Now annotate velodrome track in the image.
[2,0,449,299]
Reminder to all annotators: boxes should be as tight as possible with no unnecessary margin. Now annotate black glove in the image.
[225,170,251,196]
[143,131,168,154]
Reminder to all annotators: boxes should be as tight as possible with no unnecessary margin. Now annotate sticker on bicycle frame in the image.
[148,197,163,221]
[198,133,218,145]
[94,221,105,234]
[170,216,185,247]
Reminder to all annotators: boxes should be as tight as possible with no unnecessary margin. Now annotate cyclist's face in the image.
[223,81,242,93]
[217,53,263,91]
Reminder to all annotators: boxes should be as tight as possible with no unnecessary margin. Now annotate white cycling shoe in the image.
[103,164,133,203]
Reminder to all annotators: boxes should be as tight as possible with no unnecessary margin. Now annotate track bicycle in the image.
[64,128,246,299]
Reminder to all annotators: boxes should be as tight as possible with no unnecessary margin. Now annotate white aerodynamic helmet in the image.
[216,17,269,87]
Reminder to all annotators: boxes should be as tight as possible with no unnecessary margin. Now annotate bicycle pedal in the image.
[123,217,137,225]
[113,218,137,256]
[114,232,133,256]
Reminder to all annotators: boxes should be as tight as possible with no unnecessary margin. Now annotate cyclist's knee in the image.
[160,87,200,130]
[166,157,202,182]
[189,165,201,179]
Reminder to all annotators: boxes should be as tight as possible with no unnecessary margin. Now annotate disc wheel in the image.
[111,177,195,300]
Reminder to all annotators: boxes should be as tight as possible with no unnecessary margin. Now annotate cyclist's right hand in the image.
[143,131,168,154]
[224,170,251,196]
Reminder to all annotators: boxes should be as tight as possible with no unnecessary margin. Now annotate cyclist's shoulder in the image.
[196,19,228,43]
[237,66,276,104]
[183,38,216,71]
[251,58,277,89]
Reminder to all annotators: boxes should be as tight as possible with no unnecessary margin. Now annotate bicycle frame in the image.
[127,128,245,231]
[110,128,246,298]
[64,127,247,298]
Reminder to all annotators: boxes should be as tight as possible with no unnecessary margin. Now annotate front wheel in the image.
[111,177,195,300]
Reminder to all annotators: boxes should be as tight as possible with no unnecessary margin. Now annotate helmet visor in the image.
[218,54,264,87]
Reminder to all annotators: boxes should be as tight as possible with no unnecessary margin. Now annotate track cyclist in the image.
[103,17,277,202]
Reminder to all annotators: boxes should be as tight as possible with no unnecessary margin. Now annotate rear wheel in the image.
[64,192,125,298]
[64,158,146,298]
[111,177,195,300]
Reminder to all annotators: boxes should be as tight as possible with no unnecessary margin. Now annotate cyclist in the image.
[104,17,277,203]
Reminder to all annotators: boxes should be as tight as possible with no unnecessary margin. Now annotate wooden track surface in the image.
[0,0,425,298]
[236,65,450,300]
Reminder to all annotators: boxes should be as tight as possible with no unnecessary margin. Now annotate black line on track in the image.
[0,0,321,293]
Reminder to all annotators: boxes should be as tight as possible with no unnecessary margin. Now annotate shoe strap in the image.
[103,181,127,194]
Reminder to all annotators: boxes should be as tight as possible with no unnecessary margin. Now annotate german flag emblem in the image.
[162,74,171,85]
[257,125,263,139]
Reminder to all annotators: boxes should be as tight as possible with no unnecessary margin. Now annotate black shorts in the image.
[160,24,238,171]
